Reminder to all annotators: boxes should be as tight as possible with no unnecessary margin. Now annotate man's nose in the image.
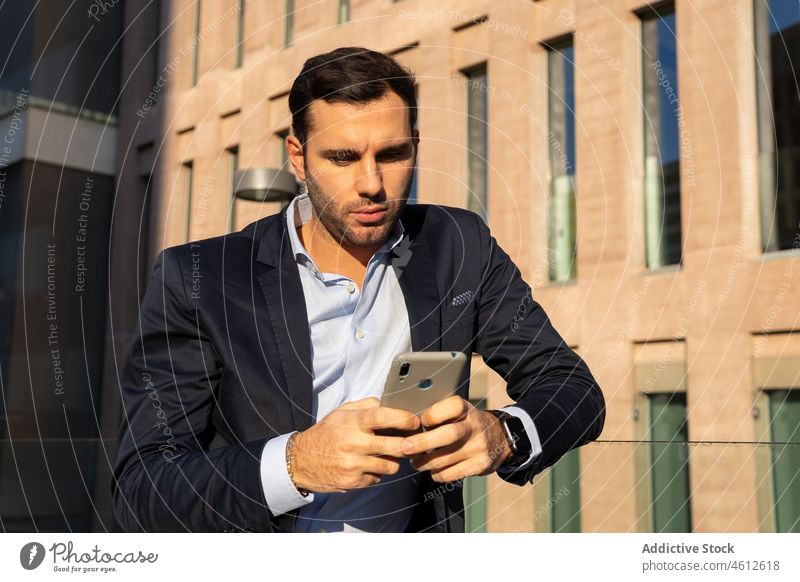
[354,156,383,196]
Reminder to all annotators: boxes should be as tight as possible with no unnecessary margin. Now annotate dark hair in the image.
[288,46,417,147]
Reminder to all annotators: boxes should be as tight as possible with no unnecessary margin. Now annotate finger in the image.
[419,395,469,428]
[364,434,411,457]
[358,406,421,432]
[352,474,382,489]
[400,422,468,455]
[362,455,401,476]
[340,397,380,410]
[429,459,481,484]
[409,443,466,472]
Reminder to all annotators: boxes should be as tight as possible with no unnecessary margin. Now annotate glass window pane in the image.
[642,9,683,268]
[338,0,350,25]
[755,1,800,252]
[191,1,201,86]
[649,392,692,532]
[285,0,294,47]
[234,0,244,68]
[465,65,488,222]
[768,390,800,532]
[183,162,193,242]
[547,41,577,282]
[228,147,239,234]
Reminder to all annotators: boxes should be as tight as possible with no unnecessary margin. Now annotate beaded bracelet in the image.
[286,432,311,497]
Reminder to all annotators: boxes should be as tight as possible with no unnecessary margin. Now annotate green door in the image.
[649,392,692,532]
[769,390,800,532]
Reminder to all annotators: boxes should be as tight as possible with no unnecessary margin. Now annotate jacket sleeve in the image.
[111,248,278,532]
[472,214,606,486]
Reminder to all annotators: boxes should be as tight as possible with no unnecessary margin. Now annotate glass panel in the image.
[642,9,682,268]
[547,41,577,282]
[465,65,488,222]
[754,0,800,252]
[649,392,692,532]
[768,390,800,532]
[550,448,581,532]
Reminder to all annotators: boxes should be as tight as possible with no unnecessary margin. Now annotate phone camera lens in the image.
[399,362,411,377]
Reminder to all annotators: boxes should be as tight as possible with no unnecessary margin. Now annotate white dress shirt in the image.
[259,193,542,532]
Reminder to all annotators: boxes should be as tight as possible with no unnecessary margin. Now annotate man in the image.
[112,47,605,533]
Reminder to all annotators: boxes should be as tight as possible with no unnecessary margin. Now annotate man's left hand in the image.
[400,396,512,483]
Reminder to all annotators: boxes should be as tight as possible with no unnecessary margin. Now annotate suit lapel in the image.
[389,213,442,352]
[255,205,314,432]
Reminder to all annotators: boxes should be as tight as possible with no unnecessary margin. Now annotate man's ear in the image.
[412,128,419,147]
[286,134,306,181]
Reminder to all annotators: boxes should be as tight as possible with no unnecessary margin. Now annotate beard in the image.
[302,164,413,249]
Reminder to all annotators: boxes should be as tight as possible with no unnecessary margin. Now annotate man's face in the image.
[289,90,418,249]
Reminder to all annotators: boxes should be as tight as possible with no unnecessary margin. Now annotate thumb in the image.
[340,396,380,410]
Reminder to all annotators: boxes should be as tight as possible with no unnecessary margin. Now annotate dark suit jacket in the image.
[112,202,605,532]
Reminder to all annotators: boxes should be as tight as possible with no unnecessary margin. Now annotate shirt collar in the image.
[285,193,406,280]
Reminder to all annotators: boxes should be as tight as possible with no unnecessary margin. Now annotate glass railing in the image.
[1,438,797,533]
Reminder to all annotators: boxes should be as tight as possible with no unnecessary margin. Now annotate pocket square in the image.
[450,290,473,306]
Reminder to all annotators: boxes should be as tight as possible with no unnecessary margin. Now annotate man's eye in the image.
[329,156,353,165]
[378,149,410,163]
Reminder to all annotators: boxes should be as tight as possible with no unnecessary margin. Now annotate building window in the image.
[550,448,581,532]
[464,398,488,532]
[138,174,153,299]
[754,1,800,253]
[464,64,488,222]
[227,147,239,234]
[407,83,419,204]
[191,1,201,86]
[284,0,294,47]
[275,129,289,168]
[182,162,194,242]
[766,389,800,532]
[151,0,161,88]
[407,168,418,205]
[640,4,682,269]
[234,0,245,68]
[545,38,577,282]
[338,0,350,24]
[648,392,691,532]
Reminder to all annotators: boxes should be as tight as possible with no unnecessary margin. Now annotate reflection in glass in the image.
[641,9,683,268]
[755,1,800,252]
[546,39,577,282]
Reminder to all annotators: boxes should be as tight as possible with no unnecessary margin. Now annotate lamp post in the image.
[232,167,298,203]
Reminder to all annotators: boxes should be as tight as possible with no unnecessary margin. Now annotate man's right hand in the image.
[290,397,419,494]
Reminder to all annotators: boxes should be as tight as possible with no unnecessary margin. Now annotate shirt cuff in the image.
[495,405,543,473]
[260,432,315,516]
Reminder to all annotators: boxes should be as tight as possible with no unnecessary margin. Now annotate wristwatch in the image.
[488,409,532,469]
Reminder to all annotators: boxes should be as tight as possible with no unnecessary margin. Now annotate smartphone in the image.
[376,351,468,436]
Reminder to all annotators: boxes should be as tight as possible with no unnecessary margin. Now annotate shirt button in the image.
[355,328,365,340]
[347,282,356,294]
